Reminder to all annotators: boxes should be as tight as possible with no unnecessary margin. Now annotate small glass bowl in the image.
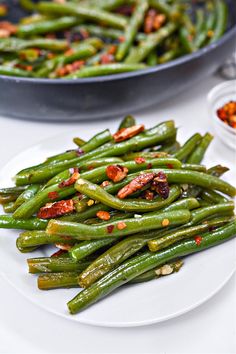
[207,80,236,150]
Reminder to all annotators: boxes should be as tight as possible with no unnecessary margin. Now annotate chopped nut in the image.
[106,164,128,183]
[96,210,111,221]
[117,172,156,199]
[113,124,145,142]
[151,171,169,199]
[160,264,173,275]
[55,243,72,251]
[58,168,79,188]
[162,218,170,227]
[101,180,110,188]
[144,190,154,200]
[117,221,127,230]
[77,179,85,185]
[87,199,95,206]
[37,199,74,219]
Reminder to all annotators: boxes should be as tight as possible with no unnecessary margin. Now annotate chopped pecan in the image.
[96,210,111,221]
[151,171,169,199]
[101,180,110,188]
[48,191,59,200]
[100,53,114,64]
[58,168,79,188]
[117,172,156,199]
[144,190,154,200]
[37,199,74,219]
[51,249,67,257]
[117,221,127,230]
[0,21,17,38]
[144,9,157,34]
[113,124,145,142]
[153,14,166,30]
[106,164,128,183]
[55,243,72,251]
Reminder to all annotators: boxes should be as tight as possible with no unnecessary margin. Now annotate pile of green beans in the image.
[0,116,235,315]
[0,0,228,78]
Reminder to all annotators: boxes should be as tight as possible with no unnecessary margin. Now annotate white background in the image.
[0,74,236,353]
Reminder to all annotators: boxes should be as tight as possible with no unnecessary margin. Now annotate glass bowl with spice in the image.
[208,80,236,150]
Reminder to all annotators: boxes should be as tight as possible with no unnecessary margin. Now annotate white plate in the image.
[0,126,235,328]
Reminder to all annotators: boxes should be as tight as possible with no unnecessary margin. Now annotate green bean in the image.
[0,194,19,204]
[19,0,36,11]
[125,22,177,63]
[38,259,184,289]
[0,215,48,230]
[116,0,149,61]
[38,272,80,290]
[47,208,190,240]
[60,204,113,223]
[186,133,213,164]
[181,164,207,172]
[73,137,86,147]
[189,202,234,225]
[0,186,27,196]
[200,189,228,204]
[157,141,181,154]
[76,24,147,42]
[36,43,97,78]
[37,2,128,29]
[3,202,16,214]
[130,259,184,283]
[13,184,75,219]
[66,63,147,78]
[118,115,136,130]
[173,133,202,161]
[16,230,77,249]
[18,17,81,36]
[209,0,228,43]
[194,7,215,48]
[13,184,41,211]
[15,121,176,185]
[0,65,33,77]
[158,48,180,64]
[148,216,234,251]
[69,238,117,261]
[146,50,158,66]
[179,26,196,53]
[27,257,91,274]
[0,38,69,52]
[67,220,236,314]
[122,151,169,161]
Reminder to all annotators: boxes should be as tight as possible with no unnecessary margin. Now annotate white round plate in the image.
[0,127,235,327]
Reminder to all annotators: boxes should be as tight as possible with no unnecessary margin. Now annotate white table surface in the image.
[0,74,235,354]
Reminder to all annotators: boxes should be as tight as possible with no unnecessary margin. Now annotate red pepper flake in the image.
[37,199,74,219]
[166,163,174,169]
[51,249,67,258]
[96,210,111,221]
[100,53,114,64]
[107,225,115,234]
[117,221,127,230]
[135,157,146,164]
[106,164,128,183]
[147,163,153,169]
[107,45,117,55]
[118,35,125,43]
[216,101,236,129]
[48,191,59,200]
[194,235,202,246]
[144,9,157,34]
[58,168,79,188]
[113,124,145,142]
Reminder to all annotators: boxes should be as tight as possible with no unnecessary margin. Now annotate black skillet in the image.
[0,0,236,121]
